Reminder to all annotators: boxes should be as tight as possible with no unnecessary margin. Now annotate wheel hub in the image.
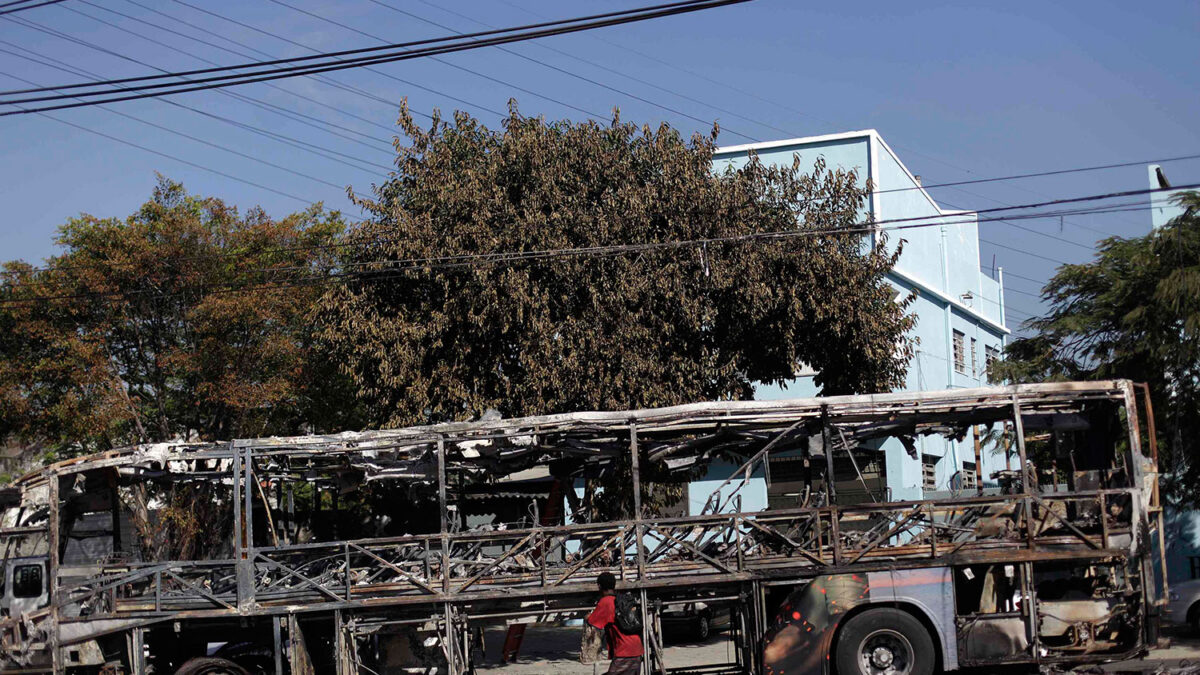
[858,629,913,675]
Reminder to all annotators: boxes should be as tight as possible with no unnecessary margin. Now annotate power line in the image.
[11,105,318,206]
[490,0,1168,241]
[0,0,752,113]
[940,188,1116,240]
[1002,270,1053,286]
[88,0,429,132]
[1002,285,1043,300]
[0,0,68,16]
[257,0,593,121]
[0,186,1179,285]
[6,0,721,95]
[176,0,1180,254]
[979,238,1071,265]
[21,7,395,154]
[492,0,1163,238]
[367,0,760,141]
[4,16,393,174]
[987,217,1095,252]
[413,0,793,140]
[0,65,351,192]
[498,0,985,180]
[4,185,1191,305]
[157,0,505,123]
[0,183,1166,280]
[874,152,1200,196]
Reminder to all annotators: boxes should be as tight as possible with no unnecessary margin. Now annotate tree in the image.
[995,192,1200,505]
[316,104,915,430]
[0,177,357,459]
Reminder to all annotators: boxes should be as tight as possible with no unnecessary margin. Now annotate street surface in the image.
[474,624,1200,674]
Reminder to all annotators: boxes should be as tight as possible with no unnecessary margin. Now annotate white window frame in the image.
[952,330,966,374]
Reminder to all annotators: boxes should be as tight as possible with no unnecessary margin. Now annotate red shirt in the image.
[587,595,644,658]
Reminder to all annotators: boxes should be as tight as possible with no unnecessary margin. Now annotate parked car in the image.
[660,601,731,641]
[1167,578,1200,633]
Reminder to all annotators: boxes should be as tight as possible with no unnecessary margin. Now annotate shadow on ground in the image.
[472,622,1200,674]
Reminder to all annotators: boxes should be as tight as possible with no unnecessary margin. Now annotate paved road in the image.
[473,624,1200,674]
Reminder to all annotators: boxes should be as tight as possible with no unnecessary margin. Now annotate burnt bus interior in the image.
[0,381,1165,674]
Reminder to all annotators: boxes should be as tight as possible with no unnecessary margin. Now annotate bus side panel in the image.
[762,568,956,675]
[866,567,959,670]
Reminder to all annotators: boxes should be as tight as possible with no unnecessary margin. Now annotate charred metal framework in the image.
[0,380,1167,674]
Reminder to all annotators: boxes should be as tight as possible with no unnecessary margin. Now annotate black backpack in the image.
[613,592,642,635]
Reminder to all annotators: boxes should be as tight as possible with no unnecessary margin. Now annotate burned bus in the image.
[0,380,1166,674]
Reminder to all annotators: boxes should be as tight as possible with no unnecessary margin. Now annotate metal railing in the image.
[48,488,1138,622]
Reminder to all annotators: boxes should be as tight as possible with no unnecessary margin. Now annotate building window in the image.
[985,346,1001,383]
[952,330,966,374]
[922,455,939,490]
[961,461,978,490]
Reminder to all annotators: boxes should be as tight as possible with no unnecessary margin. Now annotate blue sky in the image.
[2,0,1198,331]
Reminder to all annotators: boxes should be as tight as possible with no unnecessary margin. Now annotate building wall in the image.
[691,131,1010,515]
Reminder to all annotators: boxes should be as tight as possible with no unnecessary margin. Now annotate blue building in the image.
[688,130,1011,514]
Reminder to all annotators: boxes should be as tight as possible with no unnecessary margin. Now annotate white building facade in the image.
[688,130,1010,513]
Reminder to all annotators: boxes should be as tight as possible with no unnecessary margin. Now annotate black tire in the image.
[1191,602,1200,636]
[834,608,935,675]
[174,657,252,675]
[695,613,711,641]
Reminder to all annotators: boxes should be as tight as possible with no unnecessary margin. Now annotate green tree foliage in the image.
[316,104,915,429]
[0,177,357,458]
[995,192,1200,504]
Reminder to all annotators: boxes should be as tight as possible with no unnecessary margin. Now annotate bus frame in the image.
[0,379,1167,675]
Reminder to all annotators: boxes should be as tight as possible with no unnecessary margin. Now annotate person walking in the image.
[586,572,644,674]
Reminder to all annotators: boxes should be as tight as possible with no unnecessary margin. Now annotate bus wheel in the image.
[173,657,251,675]
[835,608,934,675]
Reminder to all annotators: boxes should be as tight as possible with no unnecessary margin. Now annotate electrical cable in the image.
[0,185,1153,300]
[0,65,351,191]
[873,153,1200,196]
[5,0,734,95]
[366,0,759,141]
[0,0,750,108]
[0,189,1157,283]
[3,185,1191,306]
[1001,270,1056,286]
[122,0,1179,256]
[11,105,318,205]
[16,9,395,154]
[4,17,393,174]
[10,0,1185,261]
[87,0,432,132]
[484,1,1165,240]
[413,0,794,140]
[986,218,1095,252]
[255,0,593,122]
[979,238,1070,266]
[491,0,1160,239]
[125,0,503,124]
[496,0,985,181]
[0,0,68,16]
